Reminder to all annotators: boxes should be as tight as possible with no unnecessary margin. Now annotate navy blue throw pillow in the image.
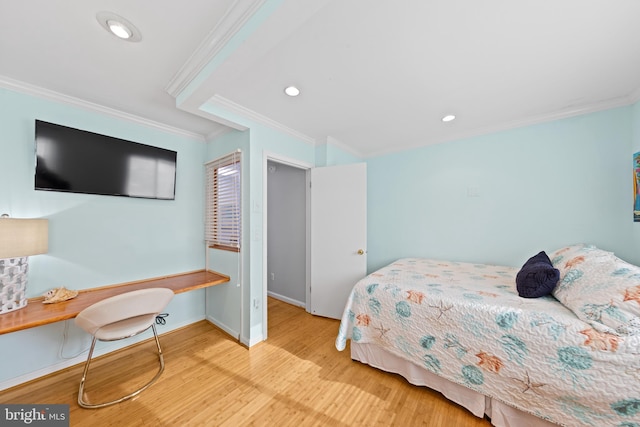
[516,251,560,298]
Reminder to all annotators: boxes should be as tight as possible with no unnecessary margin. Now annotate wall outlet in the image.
[270,272,275,281]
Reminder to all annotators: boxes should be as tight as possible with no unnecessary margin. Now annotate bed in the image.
[335,244,640,427]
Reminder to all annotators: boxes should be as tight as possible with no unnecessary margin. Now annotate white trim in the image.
[305,170,311,315]
[0,353,86,392]
[262,151,313,341]
[243,324,265,347]
[0,75,206,142]
[263,151,313,170]
[325,135,364,159]
[206,125,233,142]
[205,314,239,340]
[365,95,637,158]
[208,94,316,145]
[204,148,242,166]
[267,291,305,308]
[0,316,204,392]
[165,0,268,97]
[627,85,640,105]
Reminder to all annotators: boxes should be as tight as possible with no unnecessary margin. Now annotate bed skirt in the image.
[351,342,558,427]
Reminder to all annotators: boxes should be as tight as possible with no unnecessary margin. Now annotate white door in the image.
[310,163,367,319]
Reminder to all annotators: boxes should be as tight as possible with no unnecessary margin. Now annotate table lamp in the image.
[0,216,48,314]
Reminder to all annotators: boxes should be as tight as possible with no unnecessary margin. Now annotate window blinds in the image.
[205,150,241,251]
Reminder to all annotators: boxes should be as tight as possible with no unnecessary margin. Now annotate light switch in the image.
[467,186,480,197]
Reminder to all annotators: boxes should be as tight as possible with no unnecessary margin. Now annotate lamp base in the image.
[0,257,29,314]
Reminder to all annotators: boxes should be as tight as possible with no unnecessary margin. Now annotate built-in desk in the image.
[0,270,230,335]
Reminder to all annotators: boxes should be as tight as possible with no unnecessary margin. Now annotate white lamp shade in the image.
[0,218,48,259]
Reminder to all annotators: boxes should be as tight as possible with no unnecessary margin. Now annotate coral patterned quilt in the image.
[335,258,640,427]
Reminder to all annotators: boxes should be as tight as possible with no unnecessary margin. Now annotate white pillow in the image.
[550,244,640,336]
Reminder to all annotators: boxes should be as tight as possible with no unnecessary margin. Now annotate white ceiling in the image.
[2,0,640,157]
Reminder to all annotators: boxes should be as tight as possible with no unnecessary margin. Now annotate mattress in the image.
[335,258,640,427]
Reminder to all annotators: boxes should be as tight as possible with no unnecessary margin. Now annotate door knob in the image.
[357,249,365,255]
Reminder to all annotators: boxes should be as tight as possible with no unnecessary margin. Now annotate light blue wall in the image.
[0,88,207,387]
[245,124,315,343]
[367,106,636,273]
[205,129,249,341]
[315,143,362,166]
[204,100,640,346]
[3,81,639,388]
[201,101,316,344]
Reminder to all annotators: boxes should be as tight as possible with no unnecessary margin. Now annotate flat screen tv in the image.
[35,120,177,200]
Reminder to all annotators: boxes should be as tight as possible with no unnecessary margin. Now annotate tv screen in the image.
[35,120,177,200]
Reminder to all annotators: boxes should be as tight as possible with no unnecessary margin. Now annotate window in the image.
[205,150,241,252]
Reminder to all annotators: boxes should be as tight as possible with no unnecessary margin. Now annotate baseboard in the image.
[267,291,305,308]
[204,315,266,347]
[0,316,204,392]
[247,324,264,347]
[240,335,264,347]
[204,315,239,341]
[0,354,87,392]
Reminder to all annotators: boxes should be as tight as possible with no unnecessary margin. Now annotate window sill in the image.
[208,244,240,253]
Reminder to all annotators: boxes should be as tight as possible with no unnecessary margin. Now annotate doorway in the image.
[262,155,367,339]
[266,160,307,306]
[263,154,313,340]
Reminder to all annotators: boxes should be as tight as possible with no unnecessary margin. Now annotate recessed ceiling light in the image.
[96,11,142,42]
[441,114,456,122]
[107,20,132,39]
[284,86,300,97]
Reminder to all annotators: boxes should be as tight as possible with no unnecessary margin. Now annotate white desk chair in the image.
[74,287,174,409]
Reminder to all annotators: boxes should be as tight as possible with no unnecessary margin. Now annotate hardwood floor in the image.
[0,298,492,426]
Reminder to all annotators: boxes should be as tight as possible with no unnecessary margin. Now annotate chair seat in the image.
[93,314,158,341]
[74,287,174,408]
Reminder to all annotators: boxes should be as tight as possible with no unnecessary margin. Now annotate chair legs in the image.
[77,324,165,409]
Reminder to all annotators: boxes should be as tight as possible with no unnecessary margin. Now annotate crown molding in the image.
[366,95,637,158]
[207,94,316,145]
[324,136,364,159]
[205,125,233,142]
[165,0,268,97]
[627,85,640,105]
[0,75,206,141]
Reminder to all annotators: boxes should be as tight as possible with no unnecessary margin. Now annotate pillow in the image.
[550,244,640,337]
[516,251,560,298]
[548,244,605,279]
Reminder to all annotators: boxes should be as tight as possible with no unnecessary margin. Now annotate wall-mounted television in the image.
[35,120,177,200]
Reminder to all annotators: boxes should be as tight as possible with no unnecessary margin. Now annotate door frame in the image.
[262,151,313,340]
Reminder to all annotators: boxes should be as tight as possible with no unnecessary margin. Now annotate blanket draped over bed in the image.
[335,258,640,427]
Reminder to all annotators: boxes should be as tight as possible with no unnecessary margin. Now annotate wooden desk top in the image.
[0,269,230,335]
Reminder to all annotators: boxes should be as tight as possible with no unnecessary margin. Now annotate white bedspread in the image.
[335,258,640,427]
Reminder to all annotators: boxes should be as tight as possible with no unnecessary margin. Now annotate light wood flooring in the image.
[0,298,492,426]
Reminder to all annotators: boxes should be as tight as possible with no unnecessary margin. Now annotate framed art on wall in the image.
[635,151,640,222]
